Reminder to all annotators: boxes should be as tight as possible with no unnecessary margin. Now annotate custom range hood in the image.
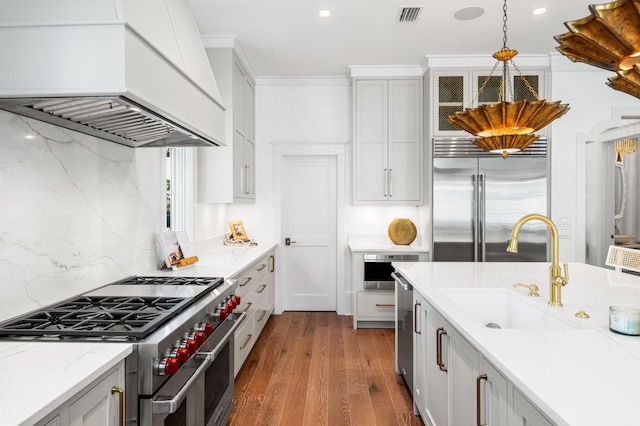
[0,0,225,148]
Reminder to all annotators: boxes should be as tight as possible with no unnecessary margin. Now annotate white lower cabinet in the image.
[512,389,554,426]
[479,357,509,426]
[422,301,448,426]
[449,327,480,426]
[356,290,395,321]
[415,298,545,426]
[233,249,276,376]
[37,361,125,426]
[413,293,428,417]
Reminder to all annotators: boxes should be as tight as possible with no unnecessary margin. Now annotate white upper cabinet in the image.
[198,48,256,203]
[431,68,545,137]
[354,79,423,204]
[232,60,256,201]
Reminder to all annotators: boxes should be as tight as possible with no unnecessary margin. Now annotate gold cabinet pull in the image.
[111,387,124,426]
[477,374,488,426]
[240,277,252,287]
[436,327,448,372]
[257,284,267,294]
[376,303,395,307]
[414,302,421,334]
[257,263,267,272]
[257,310,267,322]
[241,302,253,312]
[269,255,275,273]
[240,333,253,350]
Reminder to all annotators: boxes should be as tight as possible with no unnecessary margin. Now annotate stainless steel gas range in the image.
[0,275,245,426]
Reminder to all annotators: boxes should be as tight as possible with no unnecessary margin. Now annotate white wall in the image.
[549,55,639,262]
[0,110,165,321]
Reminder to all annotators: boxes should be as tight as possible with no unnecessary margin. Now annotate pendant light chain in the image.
[502,0,508,49]
[447,0,570,157]
[472,61,500,106]
[501,0,514,102]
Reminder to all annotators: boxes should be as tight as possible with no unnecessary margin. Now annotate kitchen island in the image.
[394,261,640,425]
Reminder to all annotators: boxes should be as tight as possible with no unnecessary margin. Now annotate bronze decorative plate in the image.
[388,218,417,245]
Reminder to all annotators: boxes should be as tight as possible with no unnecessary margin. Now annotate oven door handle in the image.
[151,312,247,415]
[197,312,247,362]
[151,356,212,414]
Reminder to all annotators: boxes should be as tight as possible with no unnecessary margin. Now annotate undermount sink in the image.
[441,288,577,330]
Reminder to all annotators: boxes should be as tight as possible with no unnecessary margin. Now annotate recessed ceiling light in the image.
[24,134,35,140]
[454,7,485,21]
[318,10,331,18]
[532,8,548,15]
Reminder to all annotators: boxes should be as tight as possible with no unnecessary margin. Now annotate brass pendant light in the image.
[448,0,570,158]
[555,0,640,100]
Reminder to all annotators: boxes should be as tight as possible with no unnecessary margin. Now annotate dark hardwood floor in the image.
[227,311,422,426]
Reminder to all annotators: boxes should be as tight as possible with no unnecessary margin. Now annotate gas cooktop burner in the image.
[0,276,226,340]
[113,276,224,287]
[0,296,193,339]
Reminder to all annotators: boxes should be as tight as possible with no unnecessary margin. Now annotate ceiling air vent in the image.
[397,6,424,23]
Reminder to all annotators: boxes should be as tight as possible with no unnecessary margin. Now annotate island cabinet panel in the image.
[513,388,554,426]
[422,299,448,425]
[413,292,428,418]
[448,327,479,426]
[479,357,509,426]
[415,298,514,426]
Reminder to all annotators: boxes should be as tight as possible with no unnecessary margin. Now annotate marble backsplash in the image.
[0,110,165,322]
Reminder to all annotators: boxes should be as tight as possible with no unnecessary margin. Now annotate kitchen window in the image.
[166,147,194,238]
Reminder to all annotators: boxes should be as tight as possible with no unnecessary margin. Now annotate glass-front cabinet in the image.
[434,72,468,135]
[432,69,545,137]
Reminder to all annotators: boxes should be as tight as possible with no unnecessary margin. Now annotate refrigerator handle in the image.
[480,174,486,262]
[472,174,479,262]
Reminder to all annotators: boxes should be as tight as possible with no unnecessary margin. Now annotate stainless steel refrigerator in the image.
[432,141,548,262]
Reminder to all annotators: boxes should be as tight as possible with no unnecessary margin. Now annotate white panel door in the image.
[281,155,337,311]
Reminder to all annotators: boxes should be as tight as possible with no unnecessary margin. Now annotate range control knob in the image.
[227,295,238,308]
[194,331,205,346]
[226,298,235,313]
[155,357,180,376]
[218,307,228,321]
[194,322,214,336]
[166,346,190,364]
[178,338,197,354]
[233,295,241,307]
[174,347,189,364]
[186,331,206,348]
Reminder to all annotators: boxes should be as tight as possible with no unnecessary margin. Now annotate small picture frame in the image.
[229,221,248,240]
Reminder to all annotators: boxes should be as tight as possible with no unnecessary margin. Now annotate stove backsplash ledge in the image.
[0,110,165,322]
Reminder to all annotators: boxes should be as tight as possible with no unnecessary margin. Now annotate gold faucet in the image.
[507,214,569,307]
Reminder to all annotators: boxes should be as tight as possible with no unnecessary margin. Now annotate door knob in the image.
[285,237,296,246]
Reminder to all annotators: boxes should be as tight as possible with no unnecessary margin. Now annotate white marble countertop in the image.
[0,240,276,426]
[348,234,430,254]
[159,240,277,278]
[394,261,640,426]
[0,341,133,426]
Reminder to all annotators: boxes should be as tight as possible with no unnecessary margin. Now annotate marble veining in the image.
[0,110,163,321]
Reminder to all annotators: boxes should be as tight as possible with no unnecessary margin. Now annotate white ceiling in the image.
[187,0,596,78]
